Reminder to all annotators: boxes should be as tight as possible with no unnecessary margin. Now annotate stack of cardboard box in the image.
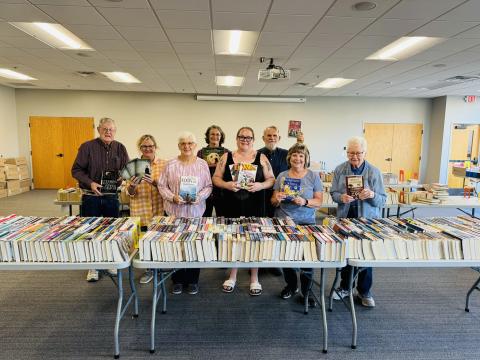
[0,157,31,197]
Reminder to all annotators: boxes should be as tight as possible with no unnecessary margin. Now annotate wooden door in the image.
[364,123,394,173]
[30,117,94,189]
[391,124,423,180]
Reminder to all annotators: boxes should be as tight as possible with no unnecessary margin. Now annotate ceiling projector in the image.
[258,57,291,82]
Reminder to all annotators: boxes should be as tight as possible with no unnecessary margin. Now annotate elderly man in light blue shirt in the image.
[331,136,386,307]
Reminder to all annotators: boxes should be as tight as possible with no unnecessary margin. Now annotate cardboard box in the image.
[0,189,7,198]
[0,158,5,167]
[0,181,6,189]
[7,188,22,196]
[7,180,20,190]
[0,170,5,182]
[452,166,467,177]
[17,165,29,180]
[20,179,31,189]
[20,187,30,193]
[5,164,19,180]
[5,157,27,166]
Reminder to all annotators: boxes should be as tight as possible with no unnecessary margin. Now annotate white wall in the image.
[0,85,19,157]
[425,96,447,183]
[15,89,432,179]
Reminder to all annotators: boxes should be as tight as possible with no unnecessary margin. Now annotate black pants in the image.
[340,266,373,295]
[81,194,119,217]
[284,268,313,297]
[172,269,201,285]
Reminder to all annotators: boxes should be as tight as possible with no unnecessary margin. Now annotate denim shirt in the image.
[330,160,386,219]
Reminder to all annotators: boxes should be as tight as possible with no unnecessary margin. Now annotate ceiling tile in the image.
[166,28,211,43]
[115,26,167,41]
[67,24,122,40]
[343,35,398,49]
[327,0,400,18]
[155,10,211,29]
[213,11,265,31]
[88,39,133,51]
[96,7,159,27]
[37,5,108,25]
[360,18,426,36]
[0,3,54,22]
[211,0,270,13]
[150,0,209,11]
[263,14,319,33]
[270,0,334,15]
[254,44,297,58]
[313,16,375,34]
[258,32,306,46]
[128,40,173,52]
[174,42,213,55]
[439,1,480,21]
[90,0,150,8]
[384,0,464,20]
[411,20,480,37]
[455,24,480,38]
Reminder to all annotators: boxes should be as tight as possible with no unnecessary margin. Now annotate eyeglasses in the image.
[180,142,195,147]
[237,136,254,142]
[140,145,155,150]
[100,127,115,133]
[347,151,364,157]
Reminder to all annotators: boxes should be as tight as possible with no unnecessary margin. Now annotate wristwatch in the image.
[304,199,309,207]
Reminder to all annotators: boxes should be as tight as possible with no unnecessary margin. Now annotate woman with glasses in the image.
[330,136,386,308]
[197,125,230,216]
[124,135,167,284]
[158,131,212,295]
[272,143,323,308]
[213,126,275,296]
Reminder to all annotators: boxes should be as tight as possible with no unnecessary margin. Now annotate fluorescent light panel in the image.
[213,30,259,56]
[9,22,93,50]
[101,72,141,83]
[0,68,37,81]
[216,76,244,87]
[196,95,306,103]
[366,36,444,61]
[315,78,355,88]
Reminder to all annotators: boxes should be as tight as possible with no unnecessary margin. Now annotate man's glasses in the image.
[100,127,115,133]
[347,151,364,157]
[140,145,155,150]
[237,136,253,142]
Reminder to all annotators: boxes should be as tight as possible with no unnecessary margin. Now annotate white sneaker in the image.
[140,270,153,284]
[107,269,117,276]
[354,289,375,308]
[332,288,349,301]
[86,269,99,282]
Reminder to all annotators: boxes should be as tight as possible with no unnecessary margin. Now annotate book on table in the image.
[281,177,302,201]
[346,175,364,199]
[179,176,198,203]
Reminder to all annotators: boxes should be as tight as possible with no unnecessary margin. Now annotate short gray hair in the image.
[178,131,197,144]
[98,117,115,128]
[347,136,367,152]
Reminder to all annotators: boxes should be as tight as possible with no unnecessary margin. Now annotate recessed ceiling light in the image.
[366,36,444,61]
[315,78,355,88]
[9,22,93,50]
[101,72,141,83]
[213,30,259,56]
[0,68,37,81]
[353,2,376,11]
[216,76,244,87]
[433,63,447,68]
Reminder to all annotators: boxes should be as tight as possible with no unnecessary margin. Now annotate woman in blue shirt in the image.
[271,143,323,307]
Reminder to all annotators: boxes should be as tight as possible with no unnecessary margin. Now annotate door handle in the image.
[385,157,392,161]
[56,153,64,158]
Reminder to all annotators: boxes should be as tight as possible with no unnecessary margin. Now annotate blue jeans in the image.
[81,194,119,217]
[340,266,373,295]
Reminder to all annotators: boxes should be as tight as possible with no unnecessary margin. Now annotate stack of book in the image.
[139,216,347,263]
[324,216,480,261]
[0,215,140,263]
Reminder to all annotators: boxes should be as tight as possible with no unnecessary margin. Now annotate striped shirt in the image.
[158,157,212,217]
[124,157,167,227]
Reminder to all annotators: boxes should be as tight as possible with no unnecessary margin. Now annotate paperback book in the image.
[232,163,257,189]
[346,175,364,199]
[281,177,302,201]
[120,158,151,180]
[179,176,198,203]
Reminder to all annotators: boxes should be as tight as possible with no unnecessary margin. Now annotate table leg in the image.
[320,268,328,353]
[128,265,138,317]
[465,272,480,312]
[114,270,123,359]
[328,268,340,312]
[150,269,158,353]
[349,266,357,350]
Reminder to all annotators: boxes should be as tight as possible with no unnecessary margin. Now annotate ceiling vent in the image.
[7,82,36,87]
[423,75,480,90]
[76,71,96,78]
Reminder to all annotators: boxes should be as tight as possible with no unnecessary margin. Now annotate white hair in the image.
[347,136,367,152]
[98,117,115,128]
[178,131,197,144]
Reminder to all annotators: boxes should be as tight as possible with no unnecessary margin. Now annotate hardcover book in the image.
[201,147,225,168]
[179,176,198,203]
[120,159,151,180]
[281,177,302,200]
[236,163,257,189]
[346,175,364,199]
[100,170,118,194]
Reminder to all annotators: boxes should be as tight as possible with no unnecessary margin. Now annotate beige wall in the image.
[0,85,18,157]
[14,89,432,179]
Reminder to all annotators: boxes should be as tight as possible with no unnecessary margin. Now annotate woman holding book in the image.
[123,134,167,284]
[330,136,386,308]
[158,131,212,295]
[197,125,229,216]
[213,126,275,296]
[271,143,323,307]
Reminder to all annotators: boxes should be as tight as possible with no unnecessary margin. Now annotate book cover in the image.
[281,177,302,200]
[125,160,135,178]
[237,163,257,189]
[288,120,302,138]
[100,170,118,194]
[134,159,151,178]
[229,163,240,182]
[346,175,364,199]
[179,176,198,203]
[201,147,224,168]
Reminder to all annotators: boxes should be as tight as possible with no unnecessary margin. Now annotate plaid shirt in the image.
[125,157,167,226]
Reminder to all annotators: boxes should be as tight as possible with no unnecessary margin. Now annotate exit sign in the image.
[464,95,477,103]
